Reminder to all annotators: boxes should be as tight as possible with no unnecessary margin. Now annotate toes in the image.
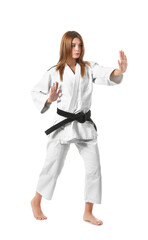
[97,220,103,225]
[36,216,42,220]
[35,215,47,220]
[95,218,103,225]
[94,218,102,225]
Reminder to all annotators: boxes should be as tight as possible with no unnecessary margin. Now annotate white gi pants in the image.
[36,138,102,204]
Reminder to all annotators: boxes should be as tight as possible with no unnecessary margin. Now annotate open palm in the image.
[48,82,61,102]
[118,50,128,73]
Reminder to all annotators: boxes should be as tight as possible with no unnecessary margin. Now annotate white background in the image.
[0,0,148,239]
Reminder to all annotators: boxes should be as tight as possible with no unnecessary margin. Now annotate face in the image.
[71,38,82,59]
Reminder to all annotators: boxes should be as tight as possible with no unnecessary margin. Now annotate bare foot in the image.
[31,197,47,220]
[83,213,103,225]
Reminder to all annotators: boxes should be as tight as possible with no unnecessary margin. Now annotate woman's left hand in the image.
[118,50,128,74]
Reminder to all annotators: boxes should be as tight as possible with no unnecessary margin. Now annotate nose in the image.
[76,45,81,50]
[76,46,81,52]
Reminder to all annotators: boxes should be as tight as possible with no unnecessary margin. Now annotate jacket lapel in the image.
[68,63,81,112]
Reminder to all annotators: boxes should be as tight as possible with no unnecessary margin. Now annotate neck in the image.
[66,58,76,67]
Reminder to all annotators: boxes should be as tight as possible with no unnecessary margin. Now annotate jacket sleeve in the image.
[90,61,123,86]
[31,70,52,113]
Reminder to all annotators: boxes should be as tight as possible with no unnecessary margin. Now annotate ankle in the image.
[84,211,92,215]
[35,192,42,200]
[33,195,41,204]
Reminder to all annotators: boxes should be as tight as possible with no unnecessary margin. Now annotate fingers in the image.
[50,82,61,97]
[118,50,128,73]
[55,81,58,91]
[53,82,58,90]
[118,59,121,68]
[119,50,128,68]
[57,89,61,95]
[119,50,124,61]
[51,81,58,92]
[119,50,127,61]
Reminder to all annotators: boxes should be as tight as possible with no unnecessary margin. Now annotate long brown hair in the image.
[55,31,91,81]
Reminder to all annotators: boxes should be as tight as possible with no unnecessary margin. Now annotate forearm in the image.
[110,69,123,84]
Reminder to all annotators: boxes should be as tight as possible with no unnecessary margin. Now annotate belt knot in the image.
[76,111,91,123]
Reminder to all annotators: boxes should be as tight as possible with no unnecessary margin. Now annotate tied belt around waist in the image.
[45,108,97,135]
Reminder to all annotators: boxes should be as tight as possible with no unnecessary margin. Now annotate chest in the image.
[70,66,76,74]
[51,65,93,97]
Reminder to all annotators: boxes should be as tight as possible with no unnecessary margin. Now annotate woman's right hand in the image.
[46,82,61,103]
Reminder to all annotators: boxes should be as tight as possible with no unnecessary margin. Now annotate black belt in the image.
[45,108,97,135]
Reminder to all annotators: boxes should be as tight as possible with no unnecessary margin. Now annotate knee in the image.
[86,166,101,179]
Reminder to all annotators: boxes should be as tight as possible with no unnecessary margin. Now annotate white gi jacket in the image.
[31,61,123,143]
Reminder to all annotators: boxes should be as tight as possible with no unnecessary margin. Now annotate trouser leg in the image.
[75,139,102,204]
[36,140,70,200]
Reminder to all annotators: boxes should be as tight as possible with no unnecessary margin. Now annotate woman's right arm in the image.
[31,71,52,113]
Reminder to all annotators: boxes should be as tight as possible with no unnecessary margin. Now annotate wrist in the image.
[113,69,123,76]
[46,98,51,103]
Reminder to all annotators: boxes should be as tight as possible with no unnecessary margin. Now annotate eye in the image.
[71,44,82,47]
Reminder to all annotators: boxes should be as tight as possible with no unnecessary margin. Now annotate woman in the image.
[31,31,128,225]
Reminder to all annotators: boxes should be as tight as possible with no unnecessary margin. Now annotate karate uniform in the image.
[31,61,123,203]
